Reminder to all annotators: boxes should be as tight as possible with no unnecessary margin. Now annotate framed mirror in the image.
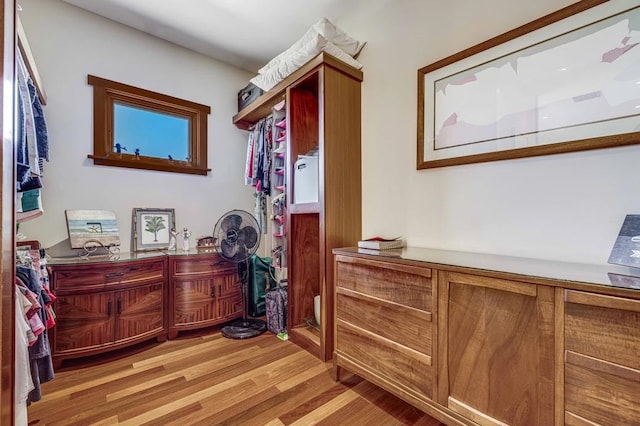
[88,75,211,175]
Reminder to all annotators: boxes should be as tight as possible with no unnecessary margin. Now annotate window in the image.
[88,75,211,175]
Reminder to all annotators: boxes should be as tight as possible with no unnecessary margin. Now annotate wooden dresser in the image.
[333,247,640,426]
[334,256,434,399]
[168,251,241,339]
[49,253,168,368]
[48,250,241,367]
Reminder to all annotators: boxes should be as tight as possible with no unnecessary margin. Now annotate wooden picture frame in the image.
[65,209,120,249]
[417,0,640,169]
[88,75,211,176]
[131,208,176,252]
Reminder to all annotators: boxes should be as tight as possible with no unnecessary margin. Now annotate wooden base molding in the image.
[448,398,510,426]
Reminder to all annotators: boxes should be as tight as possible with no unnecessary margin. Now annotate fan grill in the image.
[214,211,260,263]
[212,209,266,339]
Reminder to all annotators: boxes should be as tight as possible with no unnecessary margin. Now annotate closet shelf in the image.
[289,202,320,215]
[232,52,363,130]
[235,52,362,363]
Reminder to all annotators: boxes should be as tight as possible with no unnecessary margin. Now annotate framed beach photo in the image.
[66,209,121,249]
[132,208,176,252]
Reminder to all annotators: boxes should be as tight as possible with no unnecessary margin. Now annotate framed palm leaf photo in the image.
[132,208,176,252]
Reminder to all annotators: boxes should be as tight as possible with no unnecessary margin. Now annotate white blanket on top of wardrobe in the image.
[250,17,365,92]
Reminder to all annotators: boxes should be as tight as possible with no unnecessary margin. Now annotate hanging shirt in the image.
[27,77,49,174]
[16,51,40,177]
[15,286,35,426]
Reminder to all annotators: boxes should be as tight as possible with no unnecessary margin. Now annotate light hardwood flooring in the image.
[27,330,444,425]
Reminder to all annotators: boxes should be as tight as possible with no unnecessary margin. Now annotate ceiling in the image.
[62,0,361,73]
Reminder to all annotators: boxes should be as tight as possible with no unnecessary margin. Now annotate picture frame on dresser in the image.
[417,0,640,169]
[132,207,176,252]
[608,214,640,269]
[65,209,120,249]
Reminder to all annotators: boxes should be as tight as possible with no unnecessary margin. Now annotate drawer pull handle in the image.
[218,286,222,297]
[210,285,216,298]
[105,272,125,278]
[117,299,122,315]
[107,300,112,316]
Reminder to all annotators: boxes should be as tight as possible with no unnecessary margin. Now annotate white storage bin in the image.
[293,155,319,204]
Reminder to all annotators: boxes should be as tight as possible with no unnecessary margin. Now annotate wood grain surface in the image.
[27,331,442,425]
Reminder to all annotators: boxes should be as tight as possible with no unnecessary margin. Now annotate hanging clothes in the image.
[15,79,31,190]
[27,77,49,174]
[15,49,49,223]
[15,286,35,426]
[254,191,268,235]
[15,51,39,177]
[15,246,55,405]
[261,116,273,195]
[245,125,256,186]
[251,119,264,187]
[244,115,276,230]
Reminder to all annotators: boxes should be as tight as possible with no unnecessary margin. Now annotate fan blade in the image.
[220,214,242,233]
[214,210,261,262]
[237,226,258,249]
[220,238,239,259]
[232,245,249,262]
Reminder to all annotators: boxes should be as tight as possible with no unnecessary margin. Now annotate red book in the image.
[357,237,404,250]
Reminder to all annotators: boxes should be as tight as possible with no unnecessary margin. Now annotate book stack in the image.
[357,237,404,256]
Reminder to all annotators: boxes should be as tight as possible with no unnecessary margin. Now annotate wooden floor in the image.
[27,330,444,425]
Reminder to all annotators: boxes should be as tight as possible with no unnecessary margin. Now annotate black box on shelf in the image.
[237,83,264,112]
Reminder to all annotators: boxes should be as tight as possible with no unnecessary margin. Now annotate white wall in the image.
[339,0,640,265]
[19,0,640,265]
[18,0,255,252]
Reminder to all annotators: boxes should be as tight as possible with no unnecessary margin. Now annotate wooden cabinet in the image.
[49,256,167,367]
[49,252,243,364]
[234,52,362,361]
[54,292,113,351]
[438,271,555,426]
[333,247,640,426]
[168,252,241,338]
[334,255,434,400]
[562,290,640,425]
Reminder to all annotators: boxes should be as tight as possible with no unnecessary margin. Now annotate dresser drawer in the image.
[565,354,640,425]
[564,290,640,425]
[172,255,235,276]
[565,290,640,371]
[335,257,431,310]
[336,320,432,399]
[52,259,166,292]
[336,287,432,355]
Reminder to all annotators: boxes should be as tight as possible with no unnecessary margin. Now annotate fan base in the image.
[221,318,267,339]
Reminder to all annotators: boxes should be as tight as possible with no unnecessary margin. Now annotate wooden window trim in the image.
[87,75,211,175]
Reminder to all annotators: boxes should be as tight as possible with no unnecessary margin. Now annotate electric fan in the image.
[213,209,267,339]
